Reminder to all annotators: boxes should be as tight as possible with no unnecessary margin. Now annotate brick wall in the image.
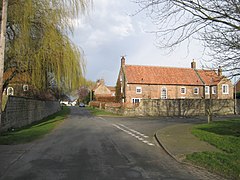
[1,96,61,131]
[217,80,234,99]
[125,84,205,103]
[122,82,233,103]
[105,99,234,116]
[95,95,115,102]
[236,80,240,92]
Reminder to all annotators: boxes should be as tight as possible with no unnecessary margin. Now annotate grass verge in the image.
[86,106,121,116]
[0,107,70,145]
[186,119,240,179]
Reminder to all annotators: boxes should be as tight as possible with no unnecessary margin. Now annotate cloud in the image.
[71,0,207,86]
[73,2,136,50]
[110,14,135,37]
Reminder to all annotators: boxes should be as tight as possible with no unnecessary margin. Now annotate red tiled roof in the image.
[196,70,222,85]
[3,69,30,83]
[125,65,203,86]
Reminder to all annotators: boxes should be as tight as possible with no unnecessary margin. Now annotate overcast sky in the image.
[71,0,207,86]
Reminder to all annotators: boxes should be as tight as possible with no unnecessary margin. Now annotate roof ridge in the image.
[125,64,195,70]
[125,64,220,72]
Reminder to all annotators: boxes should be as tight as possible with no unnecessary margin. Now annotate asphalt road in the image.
[0,107,222,180]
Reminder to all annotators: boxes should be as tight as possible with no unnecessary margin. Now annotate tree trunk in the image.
[0,0,8,131]
[208,86,213,124]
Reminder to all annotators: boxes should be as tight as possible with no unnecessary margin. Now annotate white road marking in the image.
[147,143,155,146]
[118,124,149,138]
[98,117,107,121]
[112,124,155,147]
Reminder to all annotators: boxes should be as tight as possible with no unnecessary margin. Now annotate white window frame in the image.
[222,84,229,94]
[180,87,186,94]
[205,86,210,95]
[7,87,14,96]
[161,87,167,99]
[23,84,29,91]
[193,87,199,94]
[132,98,141,104]
[136,87,142,94]
[212,86,217,94]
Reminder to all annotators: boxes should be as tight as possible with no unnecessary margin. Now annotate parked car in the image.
[79,103,85,107]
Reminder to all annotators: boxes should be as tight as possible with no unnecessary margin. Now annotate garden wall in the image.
[1,96,61,132]
[104,99,235,116]
[237,99,240,114]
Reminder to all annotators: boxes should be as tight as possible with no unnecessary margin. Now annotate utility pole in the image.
[0,0,8,131]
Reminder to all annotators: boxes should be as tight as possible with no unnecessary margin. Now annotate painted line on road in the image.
[98,117,107,122]
[112,124,154,147]
[118,124,149,138]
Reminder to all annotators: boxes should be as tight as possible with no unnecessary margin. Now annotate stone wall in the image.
[105,99,235,116]
[1,96,61,131]
[237,99,240,114]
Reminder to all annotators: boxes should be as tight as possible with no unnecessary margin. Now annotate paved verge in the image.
[155,123,220,161]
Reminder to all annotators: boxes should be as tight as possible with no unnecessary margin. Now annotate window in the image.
[136,87,142,94]
[222,84,229,94]
[212,86,217,94]
[181,87,186,94]
[193,87,199,94]
[7,87,14,96]
[205,86,210,94]
[132,98,141,104]
[161,87,167,99]
[23,84,29,91]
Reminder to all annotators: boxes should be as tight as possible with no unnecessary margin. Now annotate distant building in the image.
[235,79,240,99]
[117,57,233,104]
[235,79,240,93]
[92,79,116,102]
[3,69,57,100]
[3,69,34,97]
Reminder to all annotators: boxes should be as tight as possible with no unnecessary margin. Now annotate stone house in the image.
[117,57,233,104]
[92,79,116,102]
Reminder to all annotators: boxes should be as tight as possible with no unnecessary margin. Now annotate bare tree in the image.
[134,0,240,77]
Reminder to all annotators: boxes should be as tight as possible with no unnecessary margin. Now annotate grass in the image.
[186,119,240,179]
[0,107,70,145]
[86,106,121,116]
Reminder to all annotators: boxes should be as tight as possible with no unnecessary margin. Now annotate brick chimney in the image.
[121,56,125,67]
[191,59,196,69]
[96,79,104,86]
[218,66,222,76]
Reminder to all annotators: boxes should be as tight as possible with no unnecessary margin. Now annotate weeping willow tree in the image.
[3,0,91,93]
